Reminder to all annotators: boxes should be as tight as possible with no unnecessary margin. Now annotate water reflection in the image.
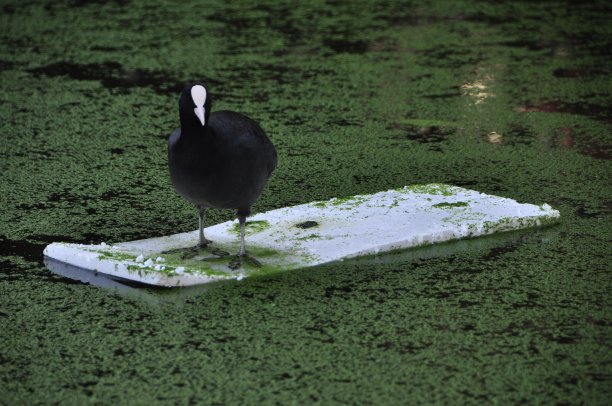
[44,257,215,306]
[487,131,503,144]
[460,71,495,105]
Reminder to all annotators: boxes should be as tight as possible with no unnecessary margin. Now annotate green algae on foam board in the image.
[156,250,232,277]
[303,184,459,211]
[230,220,271,235]
[401,184,457,196]
[312,195,368,209]
[102,242,293,279]
[95,247,228,277]
[158,246,288,277]
[432,201,469,208]
[478,215,560,236]
[479,218,536,235]
[96,250,138,262]
[295,233,323,241]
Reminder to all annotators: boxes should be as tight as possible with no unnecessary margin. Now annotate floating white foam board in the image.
[43,184,559,287]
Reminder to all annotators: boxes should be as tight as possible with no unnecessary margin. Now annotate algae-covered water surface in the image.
[1,0,610,403]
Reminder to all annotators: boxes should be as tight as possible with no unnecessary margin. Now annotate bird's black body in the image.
[169,111,276,213]
[168,83,277,259]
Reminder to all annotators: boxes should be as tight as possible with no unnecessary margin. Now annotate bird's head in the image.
[179,83,211,128]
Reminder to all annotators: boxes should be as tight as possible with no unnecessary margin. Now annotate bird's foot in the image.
[196,238,213,248]
[210,248,230,257]
[246,255,262,267]
[180,247,200,259]
[179,241,212,259]
[228,253,262,270]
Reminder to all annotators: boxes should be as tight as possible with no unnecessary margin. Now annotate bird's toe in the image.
[197,238,213,248]
[228,256,242,270]
[244,255,262,267]
[211,248,230,257]
[228,253,262,270]
[181,247,200,259]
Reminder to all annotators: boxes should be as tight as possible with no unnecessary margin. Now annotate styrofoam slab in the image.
[43,184,560,287]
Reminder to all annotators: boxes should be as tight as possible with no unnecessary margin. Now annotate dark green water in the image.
[1,0,610,403]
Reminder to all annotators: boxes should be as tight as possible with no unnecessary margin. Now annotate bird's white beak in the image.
[194,105,205,126]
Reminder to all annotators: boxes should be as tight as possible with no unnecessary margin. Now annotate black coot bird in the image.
[168,83,277,263]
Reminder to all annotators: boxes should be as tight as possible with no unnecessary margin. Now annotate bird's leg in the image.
[228,211,262,270]
[197,206,212,248]
[183,207,212,259]
[237,212,247,257]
